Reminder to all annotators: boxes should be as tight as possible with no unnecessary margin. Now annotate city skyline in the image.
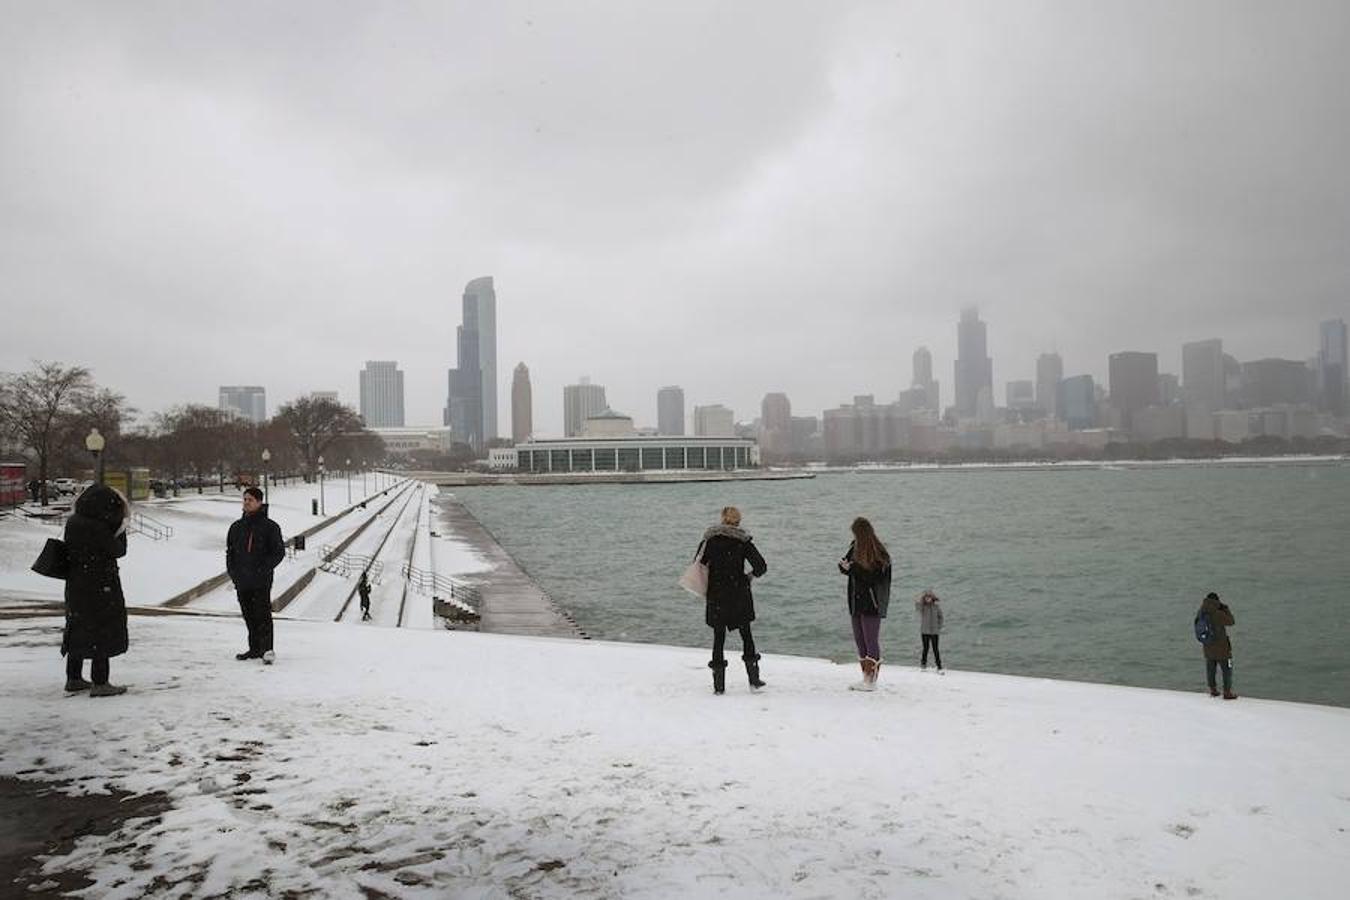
[6,5,1350,437]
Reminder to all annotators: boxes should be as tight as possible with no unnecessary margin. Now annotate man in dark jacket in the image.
[1198,591,1237,699]
[227,487,286,664]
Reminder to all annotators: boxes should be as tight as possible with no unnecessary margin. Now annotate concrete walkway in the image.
[432,495,586,640]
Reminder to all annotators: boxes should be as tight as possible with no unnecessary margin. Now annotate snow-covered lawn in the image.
[2,613,1347,899]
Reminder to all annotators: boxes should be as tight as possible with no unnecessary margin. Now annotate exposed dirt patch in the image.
[0,776,173,897]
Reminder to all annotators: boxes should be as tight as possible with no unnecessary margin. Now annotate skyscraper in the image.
[563,378,608,437]
[1318,319,1347,416]
[954,308,993,419]
[219,386,266,423]
[359,361,405,427]
[511,362,532,443]
[912,346,939,410]
[1035,352,1063,420]
[445,276,498,450]
[1108,352,1160,432]
[1182,339,1225,415]
[1058,375,1096,430]
[760,393,792,457]
[657,386,685,436]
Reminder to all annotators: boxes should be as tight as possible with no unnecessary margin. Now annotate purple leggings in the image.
[851,614,882,660]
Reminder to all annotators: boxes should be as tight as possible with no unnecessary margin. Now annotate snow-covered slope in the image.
[2,613,1346,899]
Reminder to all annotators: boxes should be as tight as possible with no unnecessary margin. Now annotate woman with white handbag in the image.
[687,506,768,694]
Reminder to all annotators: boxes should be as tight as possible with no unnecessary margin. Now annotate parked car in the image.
[53,478,79,495]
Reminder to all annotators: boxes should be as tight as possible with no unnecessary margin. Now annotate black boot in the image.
[709,660,727,694]
[744,653,766,690]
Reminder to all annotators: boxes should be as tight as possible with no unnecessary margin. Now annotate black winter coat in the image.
[62,485,129,659]
[226,506,286,591]
[839,545,893,618]
[700,525,767,629]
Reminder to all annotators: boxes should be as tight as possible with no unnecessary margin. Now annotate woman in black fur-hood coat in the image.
[697,506,768,694]
[62,485,130,669]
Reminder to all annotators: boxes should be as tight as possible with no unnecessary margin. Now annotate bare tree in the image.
[0,362,94,505]
[52,387,134,476]
[274,397,366,479]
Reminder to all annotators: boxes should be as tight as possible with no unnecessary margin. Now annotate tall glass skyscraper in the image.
[445,276,498,450]
[954,308,992,419]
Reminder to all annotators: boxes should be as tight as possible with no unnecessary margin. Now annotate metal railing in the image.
[319,546,385,582]
[401,562,481,619]
[129,511,174,541]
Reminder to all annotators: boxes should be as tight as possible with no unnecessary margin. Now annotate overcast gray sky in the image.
[3,1,1349,436]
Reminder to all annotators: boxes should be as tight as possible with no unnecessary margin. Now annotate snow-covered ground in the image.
[2,612,1347,899]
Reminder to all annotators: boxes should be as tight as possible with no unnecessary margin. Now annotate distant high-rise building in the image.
[359,361,405,428]
[563,378,608,437]
[1318,319,1348,416]
[1058,375,1096,430]
[912,346,939,410]
[1035,353,1063,420]
[309,391,339,403]
[511,363,532,443]
[219,386,266,423]
[1240,359,1313,408]
[1006,380,1035,410]
[954,308,993,419]
[657,386,685,436]
[1158,373,1181,406]
[760,393,792,457]
[445,276,497,450]
[694,404,736,437]
[1182,339,1225,416]
[1108,352,1160,432]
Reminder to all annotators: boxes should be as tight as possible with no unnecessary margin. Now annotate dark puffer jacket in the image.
[226,504,286,591]
[62,485,129,659]
[839,544,893,618]
[699,524,767,629]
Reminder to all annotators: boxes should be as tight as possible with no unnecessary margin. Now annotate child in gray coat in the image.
[916,590,944,673]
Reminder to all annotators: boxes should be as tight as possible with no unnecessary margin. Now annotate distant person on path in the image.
[838,517,892,691]
[698,506,768,694]
[916,590,944,674]
[1196,591,1237,699]
[226,487,286,665]
[62,485,130,696]
[358,572,372,621]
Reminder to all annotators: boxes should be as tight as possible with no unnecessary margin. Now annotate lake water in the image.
[449,464,1350,707]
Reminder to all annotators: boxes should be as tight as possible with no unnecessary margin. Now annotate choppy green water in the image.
[450,464,1350,707]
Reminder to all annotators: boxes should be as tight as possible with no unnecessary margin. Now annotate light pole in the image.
[361,461,367,497]
[345,458,352,505]
[317,455,325,516]
[261,448,271,503]
[85,428,106,486]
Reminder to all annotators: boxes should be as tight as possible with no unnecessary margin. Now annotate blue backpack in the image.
[1194,610,1218,645]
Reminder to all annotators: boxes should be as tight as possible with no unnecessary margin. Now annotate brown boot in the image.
[1223,690,1238,700]
[848,658,871,691]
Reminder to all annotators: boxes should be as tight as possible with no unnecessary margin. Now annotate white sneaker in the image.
[262,651,275,665]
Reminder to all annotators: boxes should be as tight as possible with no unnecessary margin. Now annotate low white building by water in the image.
[513,436,758,473]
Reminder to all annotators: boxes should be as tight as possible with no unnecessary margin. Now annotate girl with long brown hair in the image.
[837,516,892,691]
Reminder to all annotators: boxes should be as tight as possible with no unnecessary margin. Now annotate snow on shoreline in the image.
[2,613,1347,899]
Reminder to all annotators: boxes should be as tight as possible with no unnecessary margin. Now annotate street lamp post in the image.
[345,458,352,505]
[361,461,367,497]
[317,456,325,516]
[261,448,271,503]
[85,428,106,486]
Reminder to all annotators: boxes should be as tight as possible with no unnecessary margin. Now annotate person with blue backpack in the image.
[1195,591,1237,699]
